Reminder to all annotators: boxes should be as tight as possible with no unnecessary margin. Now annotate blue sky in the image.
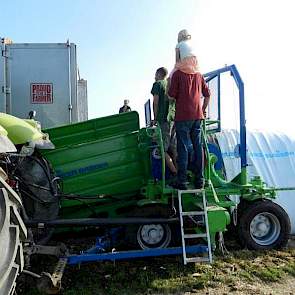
[1,0,294,133]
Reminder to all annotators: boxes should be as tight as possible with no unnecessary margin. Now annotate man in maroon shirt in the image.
[168,70,210,190]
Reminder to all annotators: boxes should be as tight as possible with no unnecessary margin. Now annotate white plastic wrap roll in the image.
[216,129,295,233]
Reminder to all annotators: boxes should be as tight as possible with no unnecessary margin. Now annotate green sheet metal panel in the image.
[43,111,140,148]
[41,112,148,197]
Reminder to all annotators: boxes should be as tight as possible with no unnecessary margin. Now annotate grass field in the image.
[18,247,295,295]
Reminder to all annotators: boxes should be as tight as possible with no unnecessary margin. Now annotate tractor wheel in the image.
[0,187,27,295]
[238,200,290,250]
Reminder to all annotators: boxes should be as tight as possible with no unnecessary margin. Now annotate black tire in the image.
[0,185,27,295]
[238,200,290,250]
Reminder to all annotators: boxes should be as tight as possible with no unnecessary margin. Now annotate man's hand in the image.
[202,97,210,119]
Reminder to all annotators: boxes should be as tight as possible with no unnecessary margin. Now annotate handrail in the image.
[204,64,247,184]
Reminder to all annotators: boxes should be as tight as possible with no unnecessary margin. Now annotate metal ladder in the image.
[178,189,213,264]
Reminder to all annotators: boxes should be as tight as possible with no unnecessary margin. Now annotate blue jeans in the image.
[175,120,204,185]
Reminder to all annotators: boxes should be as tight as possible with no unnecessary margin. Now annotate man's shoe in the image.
[195,184,204,189]
[194,181,205,190]
[172,182,188,190]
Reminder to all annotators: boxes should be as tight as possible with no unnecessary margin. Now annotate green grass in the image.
[18,249,295,295]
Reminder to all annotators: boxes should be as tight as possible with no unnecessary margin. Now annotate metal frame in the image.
[204,70,221,133]
[144,99,152,126]
[204,64,247,170]
[61,229,208,265]
[178,189,213,264]
[66,245,208,265]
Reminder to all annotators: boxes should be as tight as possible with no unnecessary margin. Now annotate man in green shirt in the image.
[151,67,177,176]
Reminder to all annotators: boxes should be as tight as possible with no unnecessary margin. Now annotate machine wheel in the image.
[137,223,172,249]
[126,205,175,250]
[238,200,290,250]
[0,187,27,295]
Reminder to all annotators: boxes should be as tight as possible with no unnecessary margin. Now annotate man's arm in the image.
[166,77,175,101]
[201,76,210,117]
[153,94,159,122]
[168,71,179,99]
[202,97,210,117]
[151,82,160,124]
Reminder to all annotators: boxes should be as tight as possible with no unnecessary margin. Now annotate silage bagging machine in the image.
[0,65,291,294]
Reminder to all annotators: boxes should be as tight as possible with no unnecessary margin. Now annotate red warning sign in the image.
[31,83,53,104]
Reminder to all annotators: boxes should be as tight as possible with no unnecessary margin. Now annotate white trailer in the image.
[0,38,88,128]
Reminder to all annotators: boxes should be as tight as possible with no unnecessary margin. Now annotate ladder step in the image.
[185,257,210,263]
[184,233,207,239]
[178,189,204,194]
[178,188,212,264]
[181,211,205,216]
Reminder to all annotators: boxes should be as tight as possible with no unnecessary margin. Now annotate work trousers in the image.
[175,120,204,185]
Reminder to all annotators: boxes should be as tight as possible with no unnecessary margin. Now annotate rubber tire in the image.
[238,200,290,250]
[0,186,27,295]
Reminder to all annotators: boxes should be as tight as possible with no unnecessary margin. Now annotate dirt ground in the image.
[20,240,295,295]
[205,276,295,295]
[154,276,295,295]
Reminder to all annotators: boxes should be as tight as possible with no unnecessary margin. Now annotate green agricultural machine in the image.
[0,65,291,294]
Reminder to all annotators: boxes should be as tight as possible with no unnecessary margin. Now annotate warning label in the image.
[31,83,53,104]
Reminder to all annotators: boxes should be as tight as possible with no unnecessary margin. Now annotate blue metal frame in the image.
[66,245,208,265]
[63,230,208,265]
[217,74,221,131]
[204,64,247,168]
[204,71,221,133]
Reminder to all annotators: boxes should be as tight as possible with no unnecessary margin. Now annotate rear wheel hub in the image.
[250,212,280,246]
